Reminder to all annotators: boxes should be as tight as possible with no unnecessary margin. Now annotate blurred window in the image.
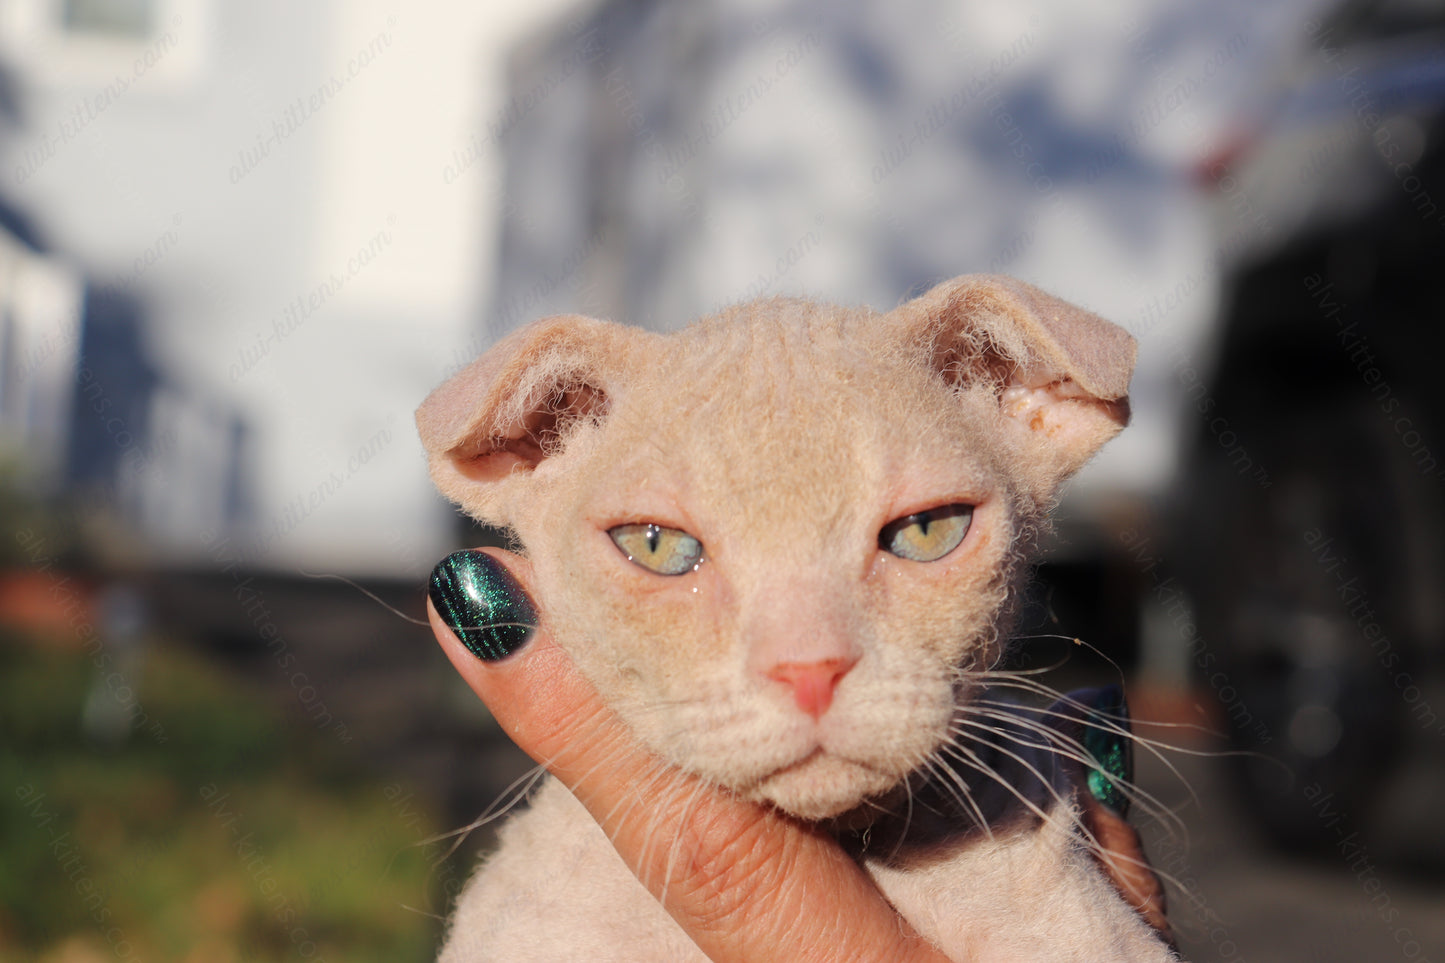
[0,0,206,90]
[60,0,154,40]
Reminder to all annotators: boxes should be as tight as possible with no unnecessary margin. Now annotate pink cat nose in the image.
[766,657,857,719]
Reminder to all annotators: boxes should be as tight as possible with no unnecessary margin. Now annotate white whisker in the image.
[921,754,994,843]
[963,705,1190,845]
[424,764,548,863]
[939,731,1060,830]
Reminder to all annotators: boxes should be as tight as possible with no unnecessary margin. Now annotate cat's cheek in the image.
[864,519,1008,646]
[560,556,736,731]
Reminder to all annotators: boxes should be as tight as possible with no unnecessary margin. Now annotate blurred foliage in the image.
[0,458,81,569]
[0,632,445,962]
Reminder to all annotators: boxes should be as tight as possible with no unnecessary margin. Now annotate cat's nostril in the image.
[766,657,857,719]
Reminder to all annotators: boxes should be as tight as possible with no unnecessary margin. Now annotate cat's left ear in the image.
[887,274,1136,487]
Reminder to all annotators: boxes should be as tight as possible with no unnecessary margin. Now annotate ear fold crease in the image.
[415,314,629,519]
[888,274,1137,485]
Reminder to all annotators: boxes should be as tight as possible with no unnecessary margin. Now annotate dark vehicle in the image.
[1175,0,1445,863]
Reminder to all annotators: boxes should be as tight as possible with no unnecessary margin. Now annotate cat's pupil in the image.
[608,523,704,575]
[879,503,973,563]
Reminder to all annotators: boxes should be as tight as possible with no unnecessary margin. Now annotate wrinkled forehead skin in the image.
[417,274,1135,554]
[507,297,1023,599]
[488,299,1041,740]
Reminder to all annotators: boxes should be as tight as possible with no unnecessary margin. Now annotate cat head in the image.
[418,274,1134,820]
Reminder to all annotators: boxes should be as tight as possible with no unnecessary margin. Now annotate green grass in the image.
[0,634,446,962]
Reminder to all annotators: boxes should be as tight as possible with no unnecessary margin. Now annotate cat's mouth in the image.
[751,748,901,821]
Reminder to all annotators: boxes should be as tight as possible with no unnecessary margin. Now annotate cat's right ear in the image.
[416,315,636,520]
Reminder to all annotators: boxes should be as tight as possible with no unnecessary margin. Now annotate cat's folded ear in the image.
[888,274,1136,487]
[416,315,636,521]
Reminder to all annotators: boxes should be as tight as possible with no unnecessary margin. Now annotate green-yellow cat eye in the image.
[880,504,974,562]
[608,523,704,575]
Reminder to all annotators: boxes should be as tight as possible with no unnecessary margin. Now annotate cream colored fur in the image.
[417,275,1174,961]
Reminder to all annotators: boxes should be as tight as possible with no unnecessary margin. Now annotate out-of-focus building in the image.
[0,213,82,491]
[487,0,1318,541]
[0,0,581,574]
[0,0,316,561]
[0,0,1324,582]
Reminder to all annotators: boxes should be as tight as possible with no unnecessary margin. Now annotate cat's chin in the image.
[750,752,899,822]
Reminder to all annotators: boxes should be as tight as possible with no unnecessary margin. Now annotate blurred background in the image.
[0,0,1442,959]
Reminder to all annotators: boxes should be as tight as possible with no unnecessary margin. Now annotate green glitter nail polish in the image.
[1082,685,1132,815]
[429,551,538,662]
